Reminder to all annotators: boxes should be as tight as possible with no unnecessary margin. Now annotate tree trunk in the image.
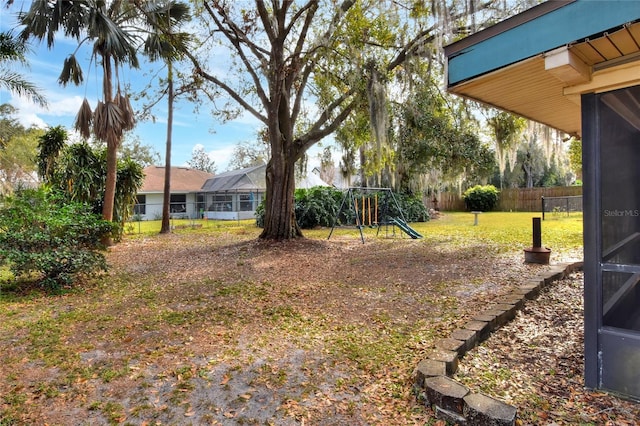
[259,155,302,240]
[101,141,117,246]
[359,146,367,187]
[101,54,116,246]
[160,65,174,234]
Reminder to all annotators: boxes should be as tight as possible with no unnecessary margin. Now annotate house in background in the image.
[136,164,330,221]
[199,164,332,220]
[200,164,266,220]
[135,166,214,220]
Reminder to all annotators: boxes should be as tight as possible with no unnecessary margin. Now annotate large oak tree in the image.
[181,0,437,240]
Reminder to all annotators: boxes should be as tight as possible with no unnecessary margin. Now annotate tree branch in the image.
[295,89,358,157]
[291,0,354,124]
[255,0,277,44]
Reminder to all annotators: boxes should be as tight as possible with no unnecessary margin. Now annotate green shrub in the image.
[294,186,342,228]
[0,188,115,290]
[463,184,500,211]
[255,199,266,228]
[392,193,430,222]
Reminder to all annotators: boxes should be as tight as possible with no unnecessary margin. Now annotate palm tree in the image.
[137,1,191,234]
[0,31,47,107]
[36,125,67,181]
[18,1,140,242]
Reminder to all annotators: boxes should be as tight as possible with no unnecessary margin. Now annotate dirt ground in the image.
[1,227,639,425]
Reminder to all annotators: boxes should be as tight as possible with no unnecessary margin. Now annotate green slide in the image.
[390,217,423,239]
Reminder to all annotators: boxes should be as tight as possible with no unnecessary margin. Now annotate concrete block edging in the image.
[414,261,584,425]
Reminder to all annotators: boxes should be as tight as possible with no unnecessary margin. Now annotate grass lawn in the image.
[128,211,583,257]
[0,211,593,425]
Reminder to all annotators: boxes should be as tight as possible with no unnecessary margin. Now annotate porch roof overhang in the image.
[444,0,640,137]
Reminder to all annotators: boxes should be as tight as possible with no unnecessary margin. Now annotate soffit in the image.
[448,21,640,137]
[445,0,640,138]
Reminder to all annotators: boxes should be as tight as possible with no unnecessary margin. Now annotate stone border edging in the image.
[413,261,584,425]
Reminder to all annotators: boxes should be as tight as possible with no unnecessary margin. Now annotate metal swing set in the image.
[327,187,422,243]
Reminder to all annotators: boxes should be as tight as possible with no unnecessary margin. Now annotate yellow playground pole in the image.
[375,194,378,224]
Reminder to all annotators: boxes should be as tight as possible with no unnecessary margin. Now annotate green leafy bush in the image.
[255,199,266,228]
[0,188,115,290]
[463,184,500,211]
[395,193,430,222]
[37,134,145,241]
[294,186,342,228]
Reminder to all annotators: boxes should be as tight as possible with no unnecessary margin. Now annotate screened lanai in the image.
[199,164,266,220]
[445,0,640,400]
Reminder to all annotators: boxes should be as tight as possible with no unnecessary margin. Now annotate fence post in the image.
[541,196,545,220]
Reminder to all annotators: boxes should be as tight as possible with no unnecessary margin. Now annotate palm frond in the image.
[74,98,93,140]
[58,54,84,86]
[0,70,48,107]
[91,8,140,68]
[115,91,135,132]
[0,31,28,63]
[141,1,191,27]
[93,100,126,148]
[143,33,166,62]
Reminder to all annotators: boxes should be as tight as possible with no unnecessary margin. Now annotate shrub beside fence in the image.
[437,186,583,212]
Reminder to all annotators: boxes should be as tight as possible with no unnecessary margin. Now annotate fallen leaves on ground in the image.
[456,271,640,425]
[0,225,637,425]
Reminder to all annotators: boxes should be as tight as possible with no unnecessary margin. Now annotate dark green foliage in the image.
[294,187,343,229]
[0,188,115,290]
[114,157,145,227]
[52,142,105,206]
[38,139,145,240]
[37,125,67,181]
[394,193,430,222]
[255,199,266,228]
[397,85,496,190]
[463,185,500,212]
[256,187,429,229]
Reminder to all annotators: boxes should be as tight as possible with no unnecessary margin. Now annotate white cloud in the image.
[18,113,48,129]
[208,145,236,172]
[9,93,86,128]
[44,95,87,117]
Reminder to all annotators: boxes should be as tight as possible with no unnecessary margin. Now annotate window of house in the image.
[239,193,254,211]
[170,194,187,213]
[209,194,232,211]
[134,194,146,215]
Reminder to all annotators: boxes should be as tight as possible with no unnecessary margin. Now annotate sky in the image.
[0,3,299,173]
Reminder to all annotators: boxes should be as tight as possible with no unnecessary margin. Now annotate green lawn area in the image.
[129,211,583,256]
[317,210,583,259]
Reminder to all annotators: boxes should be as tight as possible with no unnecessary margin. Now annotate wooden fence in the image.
[435,186,583,212]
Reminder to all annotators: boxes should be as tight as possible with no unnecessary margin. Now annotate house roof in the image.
[297,171,330,189]
[139,166,214,193]
[201,164,266,192]
[444,0,640,137]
